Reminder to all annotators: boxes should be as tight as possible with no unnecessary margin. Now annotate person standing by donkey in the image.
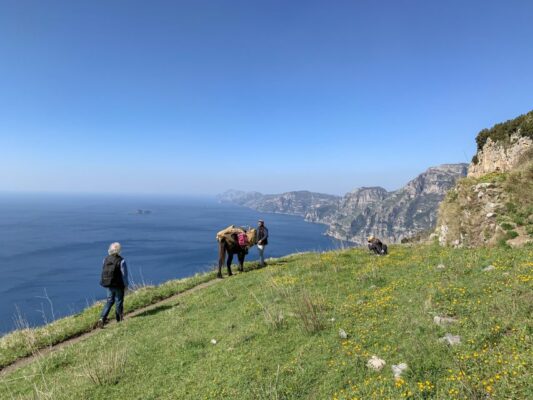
[256,219,269,267]
[97,242,129,328]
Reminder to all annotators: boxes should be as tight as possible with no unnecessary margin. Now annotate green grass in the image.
[0,270,220,369]
[1,245,532,400]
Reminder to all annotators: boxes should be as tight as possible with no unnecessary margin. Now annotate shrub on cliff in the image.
[474,110,533,158]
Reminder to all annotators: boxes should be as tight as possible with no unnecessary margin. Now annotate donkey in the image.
[216,228,257,278]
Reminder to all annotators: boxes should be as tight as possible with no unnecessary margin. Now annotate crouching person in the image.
[97,242,129,328]
[367,235,388,255]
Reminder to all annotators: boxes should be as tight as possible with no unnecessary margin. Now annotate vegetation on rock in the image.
[474,110,533,160]
[437,161,532,248]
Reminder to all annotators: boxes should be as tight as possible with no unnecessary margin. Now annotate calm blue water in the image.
[0,194,344,334]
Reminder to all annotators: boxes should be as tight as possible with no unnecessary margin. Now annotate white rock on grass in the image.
[482,265,496,272]
[339,329,348,339]
[329,317,336,322]
[210,339,217,345]
[436,264,446,270]
[439,333,461,346]
[392,363,408,379]
[433,316,458,326]
[367,356,386,371]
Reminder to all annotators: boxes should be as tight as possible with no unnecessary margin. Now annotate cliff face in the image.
[468,134,532,178]
[219,190,341,218]
[219,164,467,245]
[323,164,467,244]
[437,111,533,247]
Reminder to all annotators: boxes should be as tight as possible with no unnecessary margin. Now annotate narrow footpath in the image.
[0,278,221,378]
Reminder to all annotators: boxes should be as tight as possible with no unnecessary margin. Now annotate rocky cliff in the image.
[468,134,532,178]
[219,164,467,245]
[437,110,533,247]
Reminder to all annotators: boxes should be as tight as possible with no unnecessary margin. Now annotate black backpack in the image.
[100,255,124,288]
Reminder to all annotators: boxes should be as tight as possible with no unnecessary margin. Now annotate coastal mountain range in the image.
[218,164,468,245]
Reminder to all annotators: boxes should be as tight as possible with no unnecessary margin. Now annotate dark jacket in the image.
[369,238,383,247]
[100,255,129,288]
[368,238,387,255]
[257,226,269,245]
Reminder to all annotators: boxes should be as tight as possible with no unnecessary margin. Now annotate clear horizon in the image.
[1,1,532,195]
[0,161,467,197]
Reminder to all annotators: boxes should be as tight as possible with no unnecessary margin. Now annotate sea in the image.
[0,194,346,335]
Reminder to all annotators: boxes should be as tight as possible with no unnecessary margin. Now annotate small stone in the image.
[439,333,461,346]
[483,265,496,272]
[475,182,495,190]
[339,329,348,339]
[434,316,458,326]
[367,356,386,371]
[436,264,446,270]
[392,363,408,379]
[329,317,336,322]
[369,285,377,289]
[210,339,217,345]
[486,212,496,218]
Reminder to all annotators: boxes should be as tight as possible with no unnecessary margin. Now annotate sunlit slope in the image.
[1,245,531,399]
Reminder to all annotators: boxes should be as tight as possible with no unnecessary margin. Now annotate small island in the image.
[132,209,152,215]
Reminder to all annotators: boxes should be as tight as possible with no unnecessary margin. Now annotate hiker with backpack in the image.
[256,219,269,267]
[97,242,129,328]
[367,235,388,255]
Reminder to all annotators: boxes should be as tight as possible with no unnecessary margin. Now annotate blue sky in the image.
[1,0,532,195]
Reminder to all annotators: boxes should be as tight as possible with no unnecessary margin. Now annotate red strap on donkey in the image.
[237,232,249,247]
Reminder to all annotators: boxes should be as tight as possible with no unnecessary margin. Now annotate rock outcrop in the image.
[468,134,532,178]
[437,110,533,247]
[219,164,467,245]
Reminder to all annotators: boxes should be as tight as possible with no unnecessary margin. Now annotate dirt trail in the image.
[0,278,221,378]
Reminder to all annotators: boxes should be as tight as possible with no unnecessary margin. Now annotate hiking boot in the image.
[96,319,105,329]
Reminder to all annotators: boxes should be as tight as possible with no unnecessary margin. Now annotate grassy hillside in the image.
[438,162,533,247]
[1,245,531,399]
[0,271,219,369]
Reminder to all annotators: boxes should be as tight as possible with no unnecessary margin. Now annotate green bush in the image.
[497,237,511,248]
[505,230,519,240]
[506,202,518,213]
[475,110,533,152]
[512,214,526,226]
[500,222,514,231]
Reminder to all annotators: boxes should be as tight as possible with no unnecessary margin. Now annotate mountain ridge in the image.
[219,163,467,244]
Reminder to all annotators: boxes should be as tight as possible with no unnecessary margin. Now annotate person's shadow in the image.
[132,304,175,318]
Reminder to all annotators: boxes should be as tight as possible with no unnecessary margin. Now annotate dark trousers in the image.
[100,286,125,321]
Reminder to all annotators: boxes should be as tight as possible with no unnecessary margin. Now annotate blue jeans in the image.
[100,287,125,322]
